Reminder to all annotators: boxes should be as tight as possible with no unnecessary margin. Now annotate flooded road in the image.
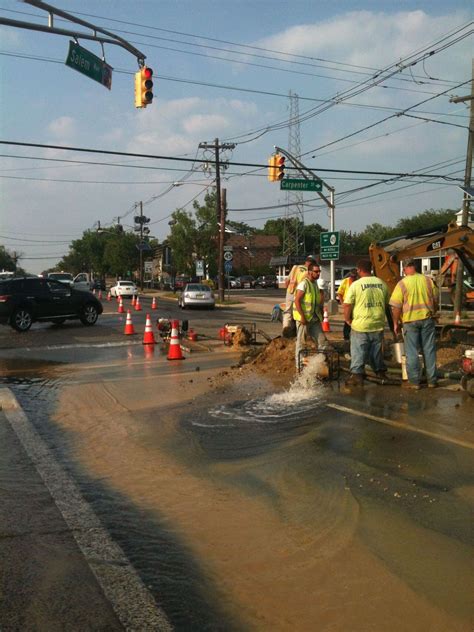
[1,344,473,631]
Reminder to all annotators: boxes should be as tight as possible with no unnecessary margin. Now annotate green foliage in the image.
[0,245,17,271]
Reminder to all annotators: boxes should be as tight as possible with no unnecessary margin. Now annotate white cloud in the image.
[182,114,229,134]
[47,116,77,139]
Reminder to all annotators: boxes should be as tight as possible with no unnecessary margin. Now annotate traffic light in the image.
[134,66,154,108]
[268,154,277,181]
[275,154,285,180]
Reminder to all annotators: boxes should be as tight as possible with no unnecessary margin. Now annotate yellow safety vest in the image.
[293,279,323,322]
[287,265,307,295]
[337,276,354,301]
[389,273,438,323]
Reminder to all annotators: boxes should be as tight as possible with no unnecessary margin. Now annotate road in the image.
[0,291,473,631]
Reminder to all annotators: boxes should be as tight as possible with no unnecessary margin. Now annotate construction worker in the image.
[282,255,316,337]
[293,263,328,370]
[390,258,439,390]
[337,268,358,340]
[343,259,389,386]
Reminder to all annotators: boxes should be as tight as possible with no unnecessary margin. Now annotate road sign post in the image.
[320,231,340,260]
[280,178,322,192]
[65,41,113,89]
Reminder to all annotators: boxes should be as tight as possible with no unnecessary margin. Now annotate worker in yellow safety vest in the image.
[337,268,358,340]
[390,257,439,390]
[282,254,316,337]
[293,263,328,370]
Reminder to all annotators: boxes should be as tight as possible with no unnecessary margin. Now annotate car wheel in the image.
[80,303,99,326]
[11,307,33,332]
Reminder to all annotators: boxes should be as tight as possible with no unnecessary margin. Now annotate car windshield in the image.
[187,284,209,292]
[118,281,133,286]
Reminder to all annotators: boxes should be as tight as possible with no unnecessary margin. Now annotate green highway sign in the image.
[320,231,340,260]
[280,178,322,192]
[65,41,113,90]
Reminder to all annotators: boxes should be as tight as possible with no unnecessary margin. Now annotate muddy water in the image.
[4,353,474,632]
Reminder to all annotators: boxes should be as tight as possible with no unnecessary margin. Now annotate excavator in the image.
[369,221,474,305]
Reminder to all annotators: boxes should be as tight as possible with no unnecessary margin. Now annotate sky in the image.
[0,0,472,273]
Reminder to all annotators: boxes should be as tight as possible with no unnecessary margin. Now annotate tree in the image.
[394,208,456,234]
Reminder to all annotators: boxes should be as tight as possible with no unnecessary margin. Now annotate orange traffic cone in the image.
[167,319,184,360]
[151,297,157,310]
[322,309,331,332]
[454,312,461,325]
[124,310,135,335]
[107,291,111,302]
[98,290,103,300]
[135,296,142,311]
[118,296,125,314]
[142,314,156,345]
[131,294,136,307]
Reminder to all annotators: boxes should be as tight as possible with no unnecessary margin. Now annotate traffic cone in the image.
[135,296,142,311]
[131,294,136,307]
[118,296,125,314]
[107,291,111,302]
[322,309,331,332]
[151,297,157,310]
[124,310,135,335]
[167,319,184,360]
[454,312,461,325]
[142,314,156,345]
[98,290,103,300]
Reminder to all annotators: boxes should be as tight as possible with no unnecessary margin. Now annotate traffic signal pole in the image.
[274,146,338,312]
[139,202,144,292]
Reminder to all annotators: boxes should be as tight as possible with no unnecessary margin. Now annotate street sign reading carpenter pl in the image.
[280,178,322,192]
[320,231,340,260]
[65,41,113,90]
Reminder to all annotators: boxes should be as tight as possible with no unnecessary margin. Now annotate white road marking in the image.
[328,403,474,450]
[0,388,172,631]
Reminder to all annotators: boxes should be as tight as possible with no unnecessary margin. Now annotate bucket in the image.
[393,342,405,364]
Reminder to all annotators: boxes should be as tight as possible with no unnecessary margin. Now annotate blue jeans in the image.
[350,330,386,375]
[403,318,437,385]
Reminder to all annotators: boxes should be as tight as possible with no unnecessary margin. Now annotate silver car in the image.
[178,283,215,309]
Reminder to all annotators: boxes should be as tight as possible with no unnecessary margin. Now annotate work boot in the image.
[345,373,364,387]
[402,381,421,390]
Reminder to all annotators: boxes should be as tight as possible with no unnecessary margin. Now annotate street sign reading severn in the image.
[280,178,322,192]
[65,41,113,90]
[320,231,340,260]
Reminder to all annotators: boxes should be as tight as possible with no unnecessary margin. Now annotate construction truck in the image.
[369,221,474,306]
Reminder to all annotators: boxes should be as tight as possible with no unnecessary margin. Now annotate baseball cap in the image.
[402,257,416,268]
[305,255,317,263]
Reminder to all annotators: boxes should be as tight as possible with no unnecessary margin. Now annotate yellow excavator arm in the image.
[369,222,474,295]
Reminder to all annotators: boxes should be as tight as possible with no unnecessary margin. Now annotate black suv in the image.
[0,277,103,332]
[255,275,279,289]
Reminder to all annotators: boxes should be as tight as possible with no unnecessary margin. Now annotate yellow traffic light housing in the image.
[268,154,277,181]
[276,154,285,180]
[134,66,154,108]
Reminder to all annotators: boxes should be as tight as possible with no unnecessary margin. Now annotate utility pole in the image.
[452,60,474,320]
[198,138,235,302]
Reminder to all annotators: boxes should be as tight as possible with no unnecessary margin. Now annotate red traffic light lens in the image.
[143,67,153,79]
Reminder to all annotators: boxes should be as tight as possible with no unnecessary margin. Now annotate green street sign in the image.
[280,178,322,192]
[65,41,113,90]
[320,231,340,260]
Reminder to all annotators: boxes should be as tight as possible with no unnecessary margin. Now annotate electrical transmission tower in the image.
[282,91,304,256]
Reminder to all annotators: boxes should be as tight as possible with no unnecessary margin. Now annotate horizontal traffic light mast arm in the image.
[274,145,333,207]
[2,0,146,64]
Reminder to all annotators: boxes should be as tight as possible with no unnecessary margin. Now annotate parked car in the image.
[174,275,192,290]
[47,272,74,287]
[255,275,279,289]
[235,275,256,289]
[178,283,215,309]
[109,280,138,298]
[227,276,240,289]
[0,276,103,332]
